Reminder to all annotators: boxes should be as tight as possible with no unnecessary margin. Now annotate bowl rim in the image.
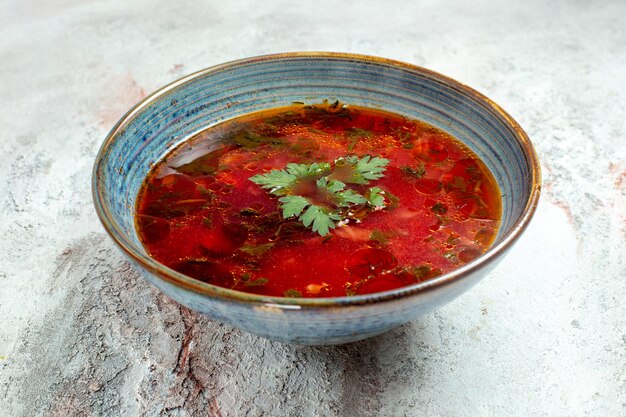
[92,51,541,308]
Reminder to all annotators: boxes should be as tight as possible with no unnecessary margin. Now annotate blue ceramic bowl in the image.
[93,52,541,345]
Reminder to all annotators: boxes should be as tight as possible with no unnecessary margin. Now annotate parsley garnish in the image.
[333,155,389,184]
[250,162,331,194]
[249,156,390,236]
[365,187,385,207]
[279,195,341,236]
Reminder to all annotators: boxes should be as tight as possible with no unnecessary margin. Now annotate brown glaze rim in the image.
[92,52,541,308]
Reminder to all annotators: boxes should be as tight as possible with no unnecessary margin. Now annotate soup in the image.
[135,101,501,297]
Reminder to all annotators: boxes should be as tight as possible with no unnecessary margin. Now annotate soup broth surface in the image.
[136,102,501,297]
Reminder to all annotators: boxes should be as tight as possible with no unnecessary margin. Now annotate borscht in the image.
[135,101,501,297]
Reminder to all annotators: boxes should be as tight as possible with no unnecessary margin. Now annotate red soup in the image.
[136,102,502,297]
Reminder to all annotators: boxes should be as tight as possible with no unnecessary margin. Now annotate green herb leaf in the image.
[300,205,339,236]
[284,289,302,297]
[339,155,390,184]
[239,207,261,217]
[411,265,441,280]
[286,162,331,178]
[279,195,310,218]
[336,189,367,206]
[201,216,213,228]
[249,162,332,196]
[443,251,459,264]
[346,128,373,150]
[243,277,269,287]
[366,187,385,207]
[249,170,297,193]
[369,229,389,246]
[431,202,448,214]
[231,132,284,149]
[239,243,275,256]
[446,233,461,246]
[317,177,346,194]
[401,164,426,178]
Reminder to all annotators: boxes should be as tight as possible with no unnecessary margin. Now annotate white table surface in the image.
[1,1,625,416]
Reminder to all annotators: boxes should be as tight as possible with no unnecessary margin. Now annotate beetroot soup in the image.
[135,102,501,297]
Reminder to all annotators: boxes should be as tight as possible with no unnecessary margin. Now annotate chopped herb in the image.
[431,202,448,214]
[465,164,482,180]
[346,128,373,139]
[449,176,467,192]
[340,155,389,184]
[197,186,214,197]
[396,130,412,142]
[443,251,459,264]
[284,289,302,298]
[446,233,461,246]
[235,272,269,287]
[344,277,372,296]
[243,277,269,287]
[369,229,389,246]
[239,207,261,217]
[239,242,275,256]
[347,136,359,152]
[411,265,442,280]
[384,190,400,209]
[201,216,213,228]
[231,131,285,149]
[401,163,426,179]
[273,221,307,240]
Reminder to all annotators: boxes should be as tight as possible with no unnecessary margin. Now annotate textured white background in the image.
[1,1,625,416]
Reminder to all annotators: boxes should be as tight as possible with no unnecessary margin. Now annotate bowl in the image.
[92,52,541,345]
